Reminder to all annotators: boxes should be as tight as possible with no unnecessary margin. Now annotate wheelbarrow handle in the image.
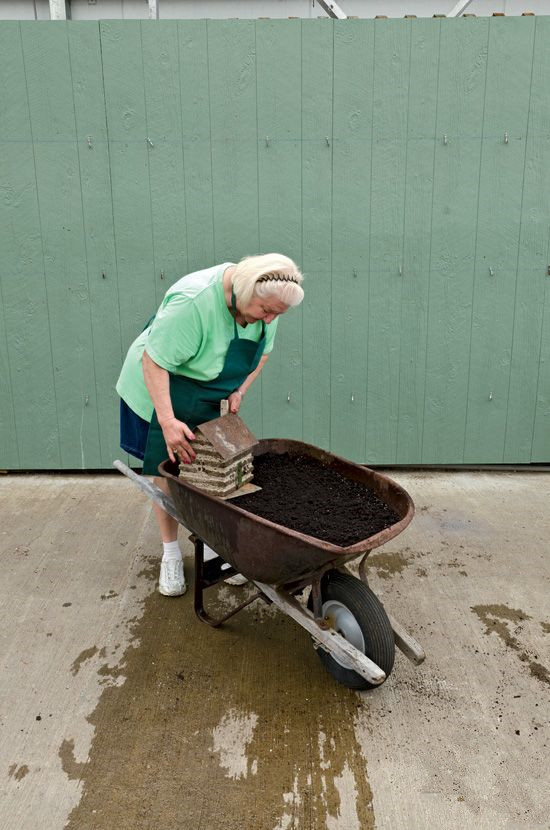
[113,460,184,525]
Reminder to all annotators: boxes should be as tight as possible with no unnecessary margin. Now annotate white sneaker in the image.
[204,543,248,586]
[223,572,249,586]
[159,559,186,596]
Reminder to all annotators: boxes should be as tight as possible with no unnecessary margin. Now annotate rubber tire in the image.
[309,570,395,690]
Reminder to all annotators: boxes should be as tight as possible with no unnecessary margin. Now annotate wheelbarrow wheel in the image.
[308,569,395,690]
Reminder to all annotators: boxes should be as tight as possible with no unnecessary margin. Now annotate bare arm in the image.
[142,350,196,464]
[228,354,269,413]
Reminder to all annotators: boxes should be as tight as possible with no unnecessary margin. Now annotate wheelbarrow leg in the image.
[357,552,426,666]
[310,575,330,630]
[387,614,426,665]
[192,536,262,628]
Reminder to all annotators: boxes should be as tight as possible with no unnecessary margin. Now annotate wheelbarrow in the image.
[114,438,425,690]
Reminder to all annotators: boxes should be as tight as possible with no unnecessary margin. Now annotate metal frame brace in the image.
[315,0,347,20]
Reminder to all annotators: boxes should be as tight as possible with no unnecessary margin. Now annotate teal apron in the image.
[141,293,265,476]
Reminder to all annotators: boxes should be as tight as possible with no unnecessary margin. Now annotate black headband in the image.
[256,273,299,284]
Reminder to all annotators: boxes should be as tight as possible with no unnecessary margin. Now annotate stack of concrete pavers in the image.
[178,413,258,497]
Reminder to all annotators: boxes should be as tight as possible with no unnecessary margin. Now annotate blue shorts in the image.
[120,399,150,461]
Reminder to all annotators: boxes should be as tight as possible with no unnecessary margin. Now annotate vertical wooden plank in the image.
[68,22,126,468]
[141,21,188,307]
[177,20,215,274]
[256,19,303,441]
[422,17,489,464]
[364,19,410,464]
[207,19,259,260]
[396,18,440,464]
[100,20,156,356]
[0,285,18,469]
[505,16,550,463]
[301,19,333,450]
[21,21,101,468]
[0,22,57,469]
[464,17,535,463]
[330,20,374,461]
[207,20,262,434]
[532,273,550,461]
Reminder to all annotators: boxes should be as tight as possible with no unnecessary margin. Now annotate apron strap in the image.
[230,289,239,337]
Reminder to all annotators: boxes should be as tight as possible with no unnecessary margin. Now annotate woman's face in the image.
[240,294,289,325]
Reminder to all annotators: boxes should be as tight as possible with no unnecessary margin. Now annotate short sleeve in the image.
[144,295,202,371]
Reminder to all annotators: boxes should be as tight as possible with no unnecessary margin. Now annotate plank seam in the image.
[19,21,62,466]
[67,24,102,468]
[329,19,335,454]
[0,258,20,468]
[206,21,216,261]
[502,17,537,462]
[395,19,413,464]
[253,20,264,437]
[300,19,304,444]
[98,21,128,466]
[176,23,190,275]
[530,23,550,462]
[461,18,491,463]
[139,23,157,309]
[364,19,376,463]
[419,18,442,463]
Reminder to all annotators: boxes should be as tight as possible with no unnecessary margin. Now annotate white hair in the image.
[231,253,304,308]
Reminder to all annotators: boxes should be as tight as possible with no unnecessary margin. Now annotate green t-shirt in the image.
[116,262,278,421]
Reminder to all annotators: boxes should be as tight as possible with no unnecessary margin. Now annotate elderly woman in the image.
[116,253,304,596]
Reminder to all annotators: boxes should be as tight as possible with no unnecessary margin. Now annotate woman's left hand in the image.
[228,390,243,414]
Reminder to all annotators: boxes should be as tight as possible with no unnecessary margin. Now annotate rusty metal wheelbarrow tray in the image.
[158,438,414,586]
[114,438,424,688]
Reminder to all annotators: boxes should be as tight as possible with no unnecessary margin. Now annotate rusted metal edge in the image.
[193,438,416,558]
[160,463,412,560]
[370,464,550,472]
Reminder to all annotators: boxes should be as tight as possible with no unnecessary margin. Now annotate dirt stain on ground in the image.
[471,604,550,687]
[59,739,88,780]
[70,646,102,676]
[64,562,375,830]
[365,549,411,580]
[8,764,29,781]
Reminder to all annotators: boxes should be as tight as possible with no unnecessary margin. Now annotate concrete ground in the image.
[0,469,548,830]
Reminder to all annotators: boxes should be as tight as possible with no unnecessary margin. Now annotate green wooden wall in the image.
[1,17,549,469]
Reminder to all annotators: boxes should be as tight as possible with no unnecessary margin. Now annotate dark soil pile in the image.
[236,453,399,546]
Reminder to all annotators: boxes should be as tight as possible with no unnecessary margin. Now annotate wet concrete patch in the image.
[471,604,550,687]
[365,549,412,580]
[414,505,491,539]
[70,646,101,676]
[64,564,375,830]
[59,739,88,781]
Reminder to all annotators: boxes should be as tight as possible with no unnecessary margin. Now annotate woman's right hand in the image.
[159,417,196,465]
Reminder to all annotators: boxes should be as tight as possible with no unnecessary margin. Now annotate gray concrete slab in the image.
[0,470,548,829]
